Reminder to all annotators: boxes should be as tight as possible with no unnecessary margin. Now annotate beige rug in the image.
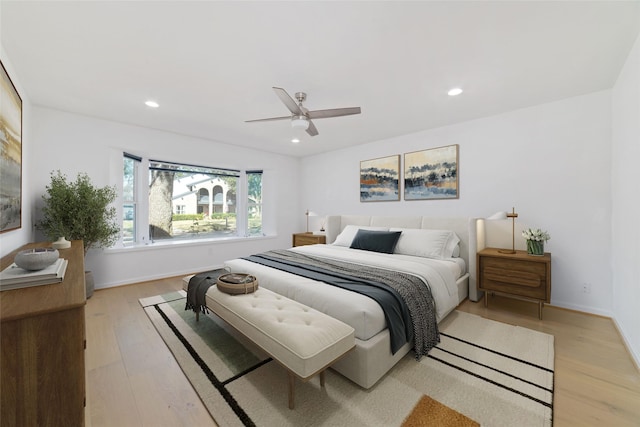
[140,292,554,426]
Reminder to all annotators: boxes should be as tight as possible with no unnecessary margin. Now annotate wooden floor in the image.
[85,277,640,427]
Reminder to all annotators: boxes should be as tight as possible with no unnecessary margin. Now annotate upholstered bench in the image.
[197,282,355,409]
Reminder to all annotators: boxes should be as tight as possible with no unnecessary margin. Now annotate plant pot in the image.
[52,237,71,249]
[85,271,95,299]
[526,240,544,256]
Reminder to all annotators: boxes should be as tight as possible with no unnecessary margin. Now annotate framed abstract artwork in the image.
[404,144,458,200]
[360,155,400,202]
[0,60,22,233]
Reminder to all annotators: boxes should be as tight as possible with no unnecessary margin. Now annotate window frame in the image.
[119,154,263,248]
[122,153,141,246]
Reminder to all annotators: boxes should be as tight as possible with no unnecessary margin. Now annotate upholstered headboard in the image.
[325,215,484,302]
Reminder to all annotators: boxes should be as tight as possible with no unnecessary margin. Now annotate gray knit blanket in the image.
[244,249,439,359]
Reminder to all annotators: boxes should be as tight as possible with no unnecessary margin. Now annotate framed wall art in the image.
[360,155,400,202]
[404,144,458,200]
[0,60,22,233]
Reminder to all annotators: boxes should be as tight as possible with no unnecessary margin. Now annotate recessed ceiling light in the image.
[145,100,159,108]
[448,88,463,96]
[291,137,300,144]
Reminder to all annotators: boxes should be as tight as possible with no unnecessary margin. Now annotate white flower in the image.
[522,228,551,242]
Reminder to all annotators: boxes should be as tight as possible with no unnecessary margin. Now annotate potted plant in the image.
[37,170,120,298]
[521,228,551,256]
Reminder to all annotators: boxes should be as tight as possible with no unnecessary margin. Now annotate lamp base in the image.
[498,249,516,254]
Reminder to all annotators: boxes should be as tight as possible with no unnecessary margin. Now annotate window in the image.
[120,155,263,246]
[247,170,263,236]
[122,154,140,245]
[148,160,240,242]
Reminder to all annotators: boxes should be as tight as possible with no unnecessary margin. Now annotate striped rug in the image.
[140,292,554,426]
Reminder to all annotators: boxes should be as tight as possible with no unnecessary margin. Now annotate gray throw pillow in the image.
[350,229,402,254]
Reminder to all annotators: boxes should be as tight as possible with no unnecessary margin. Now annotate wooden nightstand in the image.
[292,233,326,247]
[477,247,551,319]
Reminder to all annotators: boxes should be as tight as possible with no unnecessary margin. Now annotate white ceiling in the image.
[2,1,639,157]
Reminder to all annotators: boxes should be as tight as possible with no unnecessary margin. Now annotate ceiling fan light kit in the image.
[246,87,361,139]
[291,116,309,130]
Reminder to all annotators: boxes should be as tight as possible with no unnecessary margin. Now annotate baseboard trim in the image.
[611,316,640,373]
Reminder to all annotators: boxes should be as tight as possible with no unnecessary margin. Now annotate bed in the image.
[223,215,482,389]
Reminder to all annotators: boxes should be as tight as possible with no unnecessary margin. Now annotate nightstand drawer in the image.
[483,266,542,288]
[480,256,548,300]
[292,233,326,247]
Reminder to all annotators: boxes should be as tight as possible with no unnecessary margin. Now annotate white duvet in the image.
[223,244,460,342]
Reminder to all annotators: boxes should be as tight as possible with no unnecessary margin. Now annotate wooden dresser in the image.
[477,247,551,319]
[1,240,86,426]
[292,232,326,247]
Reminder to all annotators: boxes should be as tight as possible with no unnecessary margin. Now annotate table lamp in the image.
[488,207,519,254]
[305,209,317,233]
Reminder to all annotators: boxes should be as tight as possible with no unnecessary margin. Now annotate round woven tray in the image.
[216,273,259,295]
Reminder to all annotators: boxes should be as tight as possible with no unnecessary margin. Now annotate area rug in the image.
[140,292,554,426]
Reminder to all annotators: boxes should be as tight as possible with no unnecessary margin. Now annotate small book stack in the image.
[0,258,69,291]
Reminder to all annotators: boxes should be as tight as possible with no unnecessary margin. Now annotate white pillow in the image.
[390,228,461,259]
[452,243,461,258]
[333,225,389,246]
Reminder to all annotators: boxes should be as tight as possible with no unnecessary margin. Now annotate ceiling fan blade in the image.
[307,107,361,119]
[273,87,303,115]
[245,115,291,123]
[306,120,319,137]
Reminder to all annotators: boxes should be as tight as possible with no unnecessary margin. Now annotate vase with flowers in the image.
[522,228,550,256]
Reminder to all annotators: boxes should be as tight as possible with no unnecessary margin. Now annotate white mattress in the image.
[223,245,462,342]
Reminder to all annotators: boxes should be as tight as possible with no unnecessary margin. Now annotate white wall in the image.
[0,47,34,257]
[27,107,301,288]
[301,91,613,316]
[612,33,640,365]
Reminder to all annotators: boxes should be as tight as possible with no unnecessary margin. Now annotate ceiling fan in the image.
[245,87,361,137]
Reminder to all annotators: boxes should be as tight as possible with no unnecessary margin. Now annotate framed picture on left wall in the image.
[0,60,22,233]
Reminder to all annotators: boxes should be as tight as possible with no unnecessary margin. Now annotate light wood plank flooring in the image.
[85,277,640,426]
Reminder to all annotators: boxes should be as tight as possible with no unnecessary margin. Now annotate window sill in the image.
[105,234,276,254]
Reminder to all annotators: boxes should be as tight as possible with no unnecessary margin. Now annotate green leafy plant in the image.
[38,171,119,256]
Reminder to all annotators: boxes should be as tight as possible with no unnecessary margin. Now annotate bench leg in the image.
[288,372,295,409]
[196,311,200,322]
[320,370,325,388]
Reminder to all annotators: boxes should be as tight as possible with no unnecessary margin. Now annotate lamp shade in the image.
[487,211,507,220]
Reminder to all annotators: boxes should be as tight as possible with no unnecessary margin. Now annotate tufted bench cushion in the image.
[206,286,355,379]
[205,285,355,408]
